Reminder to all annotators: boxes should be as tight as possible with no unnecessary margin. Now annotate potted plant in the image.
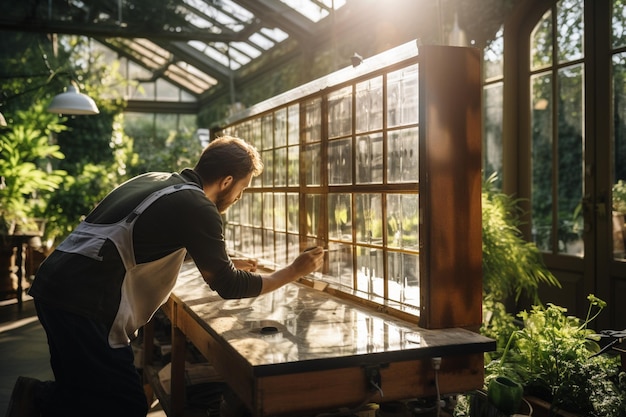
[483,295,626,417]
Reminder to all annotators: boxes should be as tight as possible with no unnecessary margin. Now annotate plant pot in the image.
[469,390,532,417]
[487,376,523,415]
[524,396,583,417]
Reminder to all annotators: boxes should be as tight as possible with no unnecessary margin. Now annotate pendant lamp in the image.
[47,83,99,115]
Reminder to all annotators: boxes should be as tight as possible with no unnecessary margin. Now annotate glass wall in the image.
[530,0,585,257]
[612,0,626,260]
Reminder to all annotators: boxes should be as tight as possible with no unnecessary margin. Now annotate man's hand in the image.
[292,246,325,276]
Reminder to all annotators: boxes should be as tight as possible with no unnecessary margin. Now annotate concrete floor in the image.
[0,295,166,417]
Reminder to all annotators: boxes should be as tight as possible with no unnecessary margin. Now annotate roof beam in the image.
[160,41,234,81]
[0,19,246,43]
[232,0,316,41]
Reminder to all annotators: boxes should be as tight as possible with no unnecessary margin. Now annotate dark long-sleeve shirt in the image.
[30,169,262,345]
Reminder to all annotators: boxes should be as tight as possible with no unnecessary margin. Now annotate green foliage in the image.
[613,180,626,215]
[123,113,201,176]
[482,174,561,304]
[485,295,626,416]
[0,103,68,235]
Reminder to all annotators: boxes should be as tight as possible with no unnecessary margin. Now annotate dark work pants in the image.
[34,300,149,417]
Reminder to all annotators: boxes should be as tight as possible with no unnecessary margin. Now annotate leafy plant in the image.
[485,295,626,416]
[613,180,626,215]
[481,173,561,304]
[0,103,68,237]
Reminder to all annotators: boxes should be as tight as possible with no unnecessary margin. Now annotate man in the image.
[7,135,325,417]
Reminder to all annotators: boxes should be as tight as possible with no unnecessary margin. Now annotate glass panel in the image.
[387,64,419,128]
[613,52,626,259]
[327,243,354,289]
[275,108,287,147]
[155,78,179,100]
[241,226,253,250]
[483,82,504,185]
[250,118,262,150]
[240,194,252,225]
[355,194,383,245]
[356,134,383,184]
[288,145,300,186]
[356,76,383,134]
[531,72,554,251]
[387,194,419,250]
[263,229,274,262]
[303,98,322,143]
[306,194,322,237]
[387,128,419,183]
[287,234,299,264]
[484,26,504,80]
[328,138,353,185]
[262,114,273,149]
[275,231,287,267]
[328,193,352,241]
[557,0,583,63]
[263,192,274,229]
[228,196,241,224]
[262,149,273,187]
[274,147,287,186]
[613,0,626,49]
[287,104,299,146]
[356,246,384,298]
[531,10,553,71]
[287,193,299,234]
[274,193,286,232]
[253,229,263,257]
[328,86,352,139]
[387,252,419,307]
[303,143,322,186]
[557,65,584,256]
[250,193,263,227]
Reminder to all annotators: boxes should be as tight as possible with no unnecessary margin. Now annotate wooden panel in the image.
[255,353,485,416]
[164,263,494,416]
[419,45,483,330]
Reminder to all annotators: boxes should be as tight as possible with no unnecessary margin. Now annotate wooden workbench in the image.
[143,260,495,417]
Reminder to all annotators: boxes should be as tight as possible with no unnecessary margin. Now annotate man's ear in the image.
[220,176,234,190]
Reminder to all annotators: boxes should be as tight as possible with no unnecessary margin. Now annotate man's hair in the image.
[193,135,263,184]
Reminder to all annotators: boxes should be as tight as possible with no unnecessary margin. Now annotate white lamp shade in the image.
[47,84,99,115]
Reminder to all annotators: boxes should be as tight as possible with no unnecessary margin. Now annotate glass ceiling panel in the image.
[227,47,252,66]
[219,0,256,23]
[249,32,276,50]
[260,27,289,43]
[192,42,234,68]
[0,0,348,99]
[231,41,262,59]
[279,0,334,22]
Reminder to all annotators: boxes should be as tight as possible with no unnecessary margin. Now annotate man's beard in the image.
[214,184,236,213]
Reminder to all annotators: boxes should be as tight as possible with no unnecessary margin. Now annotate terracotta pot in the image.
[487,376,523,415]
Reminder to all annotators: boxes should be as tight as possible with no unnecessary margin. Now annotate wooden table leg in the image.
[171,320,187,416]
[15,242,25,310]
[142,320,155,406]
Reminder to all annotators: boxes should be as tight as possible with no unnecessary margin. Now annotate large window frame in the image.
[216,43,483,329]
